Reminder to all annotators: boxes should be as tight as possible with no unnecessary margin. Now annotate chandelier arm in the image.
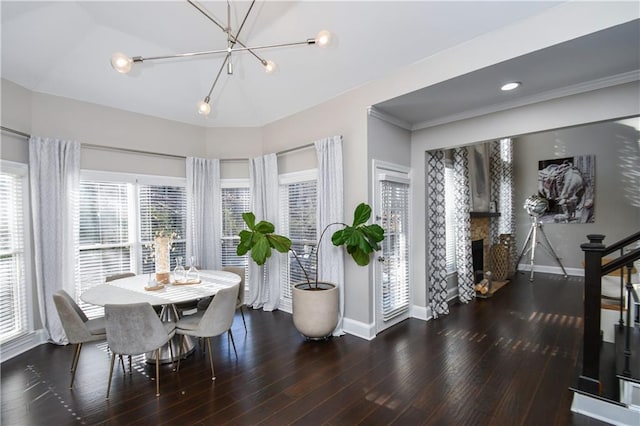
[137,40,312,63]
[205,53,231,100]
[187,0,266,66]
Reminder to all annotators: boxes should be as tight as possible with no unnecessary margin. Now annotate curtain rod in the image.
[2,125,314,160]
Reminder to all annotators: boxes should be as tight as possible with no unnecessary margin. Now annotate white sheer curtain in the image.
[29,136,80,344]
[248,153,280,311]
[186,157,221,270]
[315,136,345,336]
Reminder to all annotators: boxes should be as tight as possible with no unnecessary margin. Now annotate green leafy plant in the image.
[236,203,384,288]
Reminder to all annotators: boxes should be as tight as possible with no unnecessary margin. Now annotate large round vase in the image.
[292,282,339,339]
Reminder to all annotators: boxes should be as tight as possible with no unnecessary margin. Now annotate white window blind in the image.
[279,175,317,300]
[380,179,410,321]
[139,184,187,273]
[78,180,132,318]
[0,167,29,343]
[444,164,457,273]
[221,185,250,272]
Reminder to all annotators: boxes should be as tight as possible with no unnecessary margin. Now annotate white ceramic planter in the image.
[292,282,338,339]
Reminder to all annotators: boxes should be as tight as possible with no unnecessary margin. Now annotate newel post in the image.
[579,234,605,394]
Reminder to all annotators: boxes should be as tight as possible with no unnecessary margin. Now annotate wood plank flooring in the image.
[1,273,608,425]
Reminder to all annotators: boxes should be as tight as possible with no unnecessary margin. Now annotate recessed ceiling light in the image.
[501,82,521,91]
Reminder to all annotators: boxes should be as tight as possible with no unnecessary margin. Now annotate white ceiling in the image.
[2,0,569,128]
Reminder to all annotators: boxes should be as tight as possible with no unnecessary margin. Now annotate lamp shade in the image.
[111,52,133,74]
[197,100,211,116]
[315,30,332,48]
[264,60,277,74]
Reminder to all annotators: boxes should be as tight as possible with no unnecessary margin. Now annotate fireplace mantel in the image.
[470,211,501,218]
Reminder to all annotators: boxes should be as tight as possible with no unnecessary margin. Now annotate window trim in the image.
[0,160,34,344]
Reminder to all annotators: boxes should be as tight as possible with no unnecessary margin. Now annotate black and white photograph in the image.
[537,155,595,224]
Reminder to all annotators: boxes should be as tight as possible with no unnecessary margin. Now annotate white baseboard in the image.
[571,392,640,426]
[517,263,584,277]
[1,329,48,363]
[411,304,429,321]
[342,317,376,340]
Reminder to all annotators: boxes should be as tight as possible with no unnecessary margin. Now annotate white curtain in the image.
[186,157,221,270]
[248,154,280,311]
[315,136,345,336]
[29,136,80,345]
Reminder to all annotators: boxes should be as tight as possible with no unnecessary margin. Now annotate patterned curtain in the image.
[489,138,516,273]
[426,150,449,318]
[453,148,475,303]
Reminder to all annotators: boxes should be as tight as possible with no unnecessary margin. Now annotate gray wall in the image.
[513,117,640,272]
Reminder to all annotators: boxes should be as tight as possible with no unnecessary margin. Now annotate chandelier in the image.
[110,0,331,116]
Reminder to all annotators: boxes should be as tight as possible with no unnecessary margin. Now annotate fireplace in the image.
[472,239,484,284]
[470,212,500,282]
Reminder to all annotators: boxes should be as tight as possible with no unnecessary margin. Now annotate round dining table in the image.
[81,270,241,363]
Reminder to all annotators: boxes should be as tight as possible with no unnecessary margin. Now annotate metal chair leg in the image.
[106,353,116,399]
[206,337,215,381]
[239,306,247,332]
[155,349,160,397]
[228,330,238,359]
[70,343,82,389]
[176,334,185,372]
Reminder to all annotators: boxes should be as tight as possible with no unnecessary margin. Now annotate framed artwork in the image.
[537,155,595,223]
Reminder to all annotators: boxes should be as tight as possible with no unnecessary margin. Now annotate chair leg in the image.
[168,337,175,372]
[240,306,247,332]
[206,337,215,381]
[155,349,160,397]
[119,355,125,374]
[128,355,132,374]
[228,330,238,359]
[176,334,184,372]
[106,353,116,399]
[70,343,82,389]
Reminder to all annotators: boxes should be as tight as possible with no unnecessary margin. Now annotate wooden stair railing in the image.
[579,231,640,395]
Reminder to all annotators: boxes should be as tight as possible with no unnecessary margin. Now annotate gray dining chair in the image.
[176,283,239,380]
[104,302,176,398]
[53,289,107,389]
[197,266,246,331]
[105,272,136,282]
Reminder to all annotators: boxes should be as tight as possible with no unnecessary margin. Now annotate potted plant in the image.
[236,203,384,339]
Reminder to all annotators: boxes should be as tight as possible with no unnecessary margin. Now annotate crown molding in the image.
[412,70,640,131]
[367,106,412,131]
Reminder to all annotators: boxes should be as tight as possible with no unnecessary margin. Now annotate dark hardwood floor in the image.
[2,273,609,425]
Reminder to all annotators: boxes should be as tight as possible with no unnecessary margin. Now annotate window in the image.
[0,162,31,343]
[444,160,457,274]
[221,180,250,271]
[139,183,187,273]
[279,171,317,302]
[77,172,186,317]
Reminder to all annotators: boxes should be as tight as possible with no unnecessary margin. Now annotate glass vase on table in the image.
[186,256,199,282]
[173,256,187,283]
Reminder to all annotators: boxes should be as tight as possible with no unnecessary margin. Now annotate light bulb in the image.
[111,52,133,74]
[501,81,521,91]
[197,99,211,116]
[315,30,332,48]
[264,60,277,74]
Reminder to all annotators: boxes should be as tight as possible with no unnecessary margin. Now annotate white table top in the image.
[81,270,241,307]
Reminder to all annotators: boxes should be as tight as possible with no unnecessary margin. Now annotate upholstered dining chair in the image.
[105,272,136,282]
[53,289,107,389]
[104,303,175,398]
[197,266,246,331]
[176,283,239,380]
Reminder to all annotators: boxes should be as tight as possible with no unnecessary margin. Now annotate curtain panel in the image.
[315,136,345,336]
[489,139,516,273]
[425,150,449,318]
[29,136,80,344]
[248,154,280,311]
[186,157,221,270]
[453,147,475,303]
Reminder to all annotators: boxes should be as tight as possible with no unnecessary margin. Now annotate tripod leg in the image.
[516,222,535,268]
[538,224,568,277]
[529,223,538,281]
